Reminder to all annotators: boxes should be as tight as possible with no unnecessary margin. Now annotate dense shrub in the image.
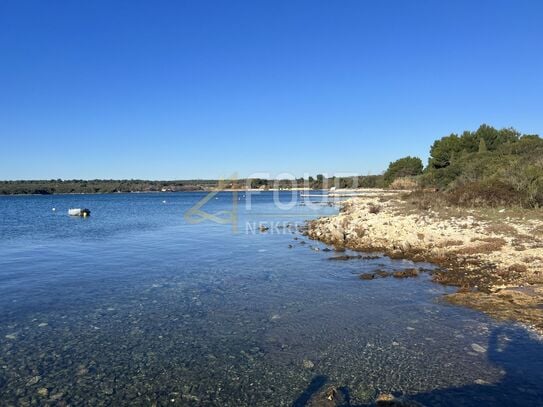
[421,124,543,208]
[358,175,385,188]
[332,175,384,189]
[389,177,418,190]
[445,180,521,207]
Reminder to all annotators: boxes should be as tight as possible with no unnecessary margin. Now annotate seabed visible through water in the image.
[0,192,542,406]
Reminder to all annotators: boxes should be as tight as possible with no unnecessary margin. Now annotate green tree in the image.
[384,156,423,185]
[428,134,462,169]
[474,124,519,150]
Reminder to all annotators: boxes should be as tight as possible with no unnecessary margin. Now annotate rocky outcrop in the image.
[307,194,543,332]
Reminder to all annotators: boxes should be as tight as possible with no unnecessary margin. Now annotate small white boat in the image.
[68,208,91,217]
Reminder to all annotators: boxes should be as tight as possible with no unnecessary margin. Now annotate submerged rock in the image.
[307,386,348,407]
[359,269,393,281]
[328,255,362,261]
[393,268,420,278]
[328,254,381,261]
[376,270,392,278]
[376,393,396,405]
[376,393,424,406]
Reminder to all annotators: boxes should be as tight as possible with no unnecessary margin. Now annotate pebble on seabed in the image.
[26,376,41,386]
[37,388,49,397]
[471,343,487,353]
[302,359,314,369]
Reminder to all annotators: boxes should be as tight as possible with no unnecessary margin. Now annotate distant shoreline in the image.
[0,187,323,196]
[0,174,387,195]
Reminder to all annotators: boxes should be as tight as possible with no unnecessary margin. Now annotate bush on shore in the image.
[383,156,423,186]
[389,177,419,190]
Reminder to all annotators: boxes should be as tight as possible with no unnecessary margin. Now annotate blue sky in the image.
[1,0,542,180]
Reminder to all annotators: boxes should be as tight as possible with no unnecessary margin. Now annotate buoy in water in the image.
[68,208,91,217]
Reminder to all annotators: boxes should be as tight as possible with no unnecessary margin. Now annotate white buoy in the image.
[162,200,167,204]
[68,208,91,217]
[52,208,56,211]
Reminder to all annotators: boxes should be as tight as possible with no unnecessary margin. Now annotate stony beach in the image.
[307,191,543,333]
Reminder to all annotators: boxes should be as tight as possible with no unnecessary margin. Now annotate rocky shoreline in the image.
[306,193,543,333]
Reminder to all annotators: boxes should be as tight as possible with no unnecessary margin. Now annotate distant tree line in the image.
[247,174,385,190]
[1,176,387,195]
[0,180,213,195]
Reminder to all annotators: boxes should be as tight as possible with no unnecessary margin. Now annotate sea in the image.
[0,192,542,406]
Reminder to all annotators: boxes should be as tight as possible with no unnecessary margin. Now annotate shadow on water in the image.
[292,375,328,407]
[293,326,543,406]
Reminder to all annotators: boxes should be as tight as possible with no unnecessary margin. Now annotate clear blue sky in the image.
[1,0,542,180]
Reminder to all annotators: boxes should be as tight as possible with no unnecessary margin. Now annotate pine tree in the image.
[478,137,488,153]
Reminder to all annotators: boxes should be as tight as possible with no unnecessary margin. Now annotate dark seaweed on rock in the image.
[328,255,381,261]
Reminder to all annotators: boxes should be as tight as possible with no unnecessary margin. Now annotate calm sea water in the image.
[0,192,542,406]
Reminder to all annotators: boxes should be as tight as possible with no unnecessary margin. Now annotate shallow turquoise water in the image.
[0,192,542,406]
